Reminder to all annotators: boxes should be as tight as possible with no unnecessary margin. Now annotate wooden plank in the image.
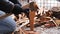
[20,28,28,34]
[26,31,39,34]
[55,19,60,26]
[12,32,14,34]
[0,13,12,19]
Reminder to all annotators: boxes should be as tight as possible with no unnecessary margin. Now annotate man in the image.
[0,0,29,34]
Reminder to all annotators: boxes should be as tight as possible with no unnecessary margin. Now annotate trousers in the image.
[0,10,16,34]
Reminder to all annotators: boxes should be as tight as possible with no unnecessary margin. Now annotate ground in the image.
[24,26,60,34]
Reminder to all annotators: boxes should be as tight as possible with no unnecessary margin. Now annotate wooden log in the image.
[29,10,35,31]
[29,2,38,31]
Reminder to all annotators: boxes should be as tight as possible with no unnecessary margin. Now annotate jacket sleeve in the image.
[9,0,21,6]
[0,0,29,15]
[12,4,24,15]
[0,0,14,13]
